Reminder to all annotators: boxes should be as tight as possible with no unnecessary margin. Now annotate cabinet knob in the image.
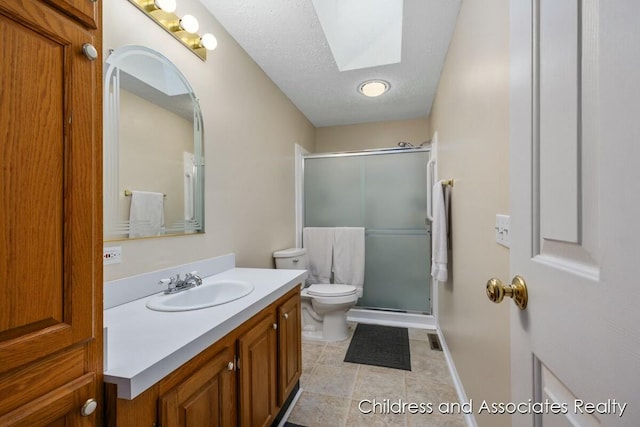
[80,398,97,416]
[82,43,98,61]
[283,313,289,320]
[272,323,278,330]
[227,361,234,371]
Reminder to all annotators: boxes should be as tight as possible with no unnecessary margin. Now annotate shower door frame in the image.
[295,146,437,323]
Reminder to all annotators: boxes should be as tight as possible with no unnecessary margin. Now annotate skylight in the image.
[311,0,403,72]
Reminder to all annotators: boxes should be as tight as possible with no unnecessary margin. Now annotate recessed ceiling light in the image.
[358,80,390,97]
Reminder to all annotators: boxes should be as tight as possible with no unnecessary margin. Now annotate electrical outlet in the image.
[495,214,510,248]
[103,246,122,265]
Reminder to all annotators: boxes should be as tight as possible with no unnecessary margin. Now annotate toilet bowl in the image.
[301,284,358,341]
[273,248,361,341]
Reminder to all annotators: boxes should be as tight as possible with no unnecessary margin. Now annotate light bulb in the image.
[179,15,199,33]
[154,0,176,13]
[200,33,218,51]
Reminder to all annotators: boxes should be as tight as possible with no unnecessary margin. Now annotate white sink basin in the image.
[146,280,254,312]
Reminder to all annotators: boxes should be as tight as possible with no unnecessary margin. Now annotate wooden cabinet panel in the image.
[0,0,101,374]
[238,312,277,427]
[0,373,96,426]
[0,346,85,415]
[277,292,302,407]
[0,0,102,424]
[42,0,98,29]
[160,346,236,427]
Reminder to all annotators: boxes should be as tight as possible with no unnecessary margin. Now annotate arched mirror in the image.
[104,45,204,240]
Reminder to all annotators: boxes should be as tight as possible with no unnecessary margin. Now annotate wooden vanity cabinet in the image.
[237,311,278,427]
[237,286,302,427]
[105,285,302,427]
[276,292,302,407]
[160,345,237,427]
[0,0,102,425]
[105,334,239,427]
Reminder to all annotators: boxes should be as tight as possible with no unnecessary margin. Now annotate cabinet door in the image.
[0,373,96,426]
[277,292,301,406]
[238,312,277,427]
[0,0,101,376]
[42,0,98,28]
[161,346,237,427]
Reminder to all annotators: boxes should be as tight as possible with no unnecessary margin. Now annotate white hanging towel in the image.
[333,227,365,291]
[303,227,334,284]
[129,191,165,238]
[431,181,448,282]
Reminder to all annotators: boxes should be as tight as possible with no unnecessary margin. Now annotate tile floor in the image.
[286,323,468,427]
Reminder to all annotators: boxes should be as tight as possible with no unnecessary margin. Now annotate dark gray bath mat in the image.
[344,323,411,371]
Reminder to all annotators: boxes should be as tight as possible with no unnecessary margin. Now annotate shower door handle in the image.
[426,159,436,222]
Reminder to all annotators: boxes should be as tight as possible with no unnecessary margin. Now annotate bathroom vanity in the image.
[103,256,304,426]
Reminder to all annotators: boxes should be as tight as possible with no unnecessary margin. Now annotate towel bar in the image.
[124,190,166,197]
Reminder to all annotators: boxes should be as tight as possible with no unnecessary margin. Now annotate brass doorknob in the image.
[486,275,528,310]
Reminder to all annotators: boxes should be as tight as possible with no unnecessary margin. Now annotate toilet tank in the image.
[273,248,307,270]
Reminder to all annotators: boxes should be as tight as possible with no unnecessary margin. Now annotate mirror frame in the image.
[104,45,205,241]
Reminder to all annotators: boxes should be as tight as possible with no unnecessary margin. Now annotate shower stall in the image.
[302,148,432,315]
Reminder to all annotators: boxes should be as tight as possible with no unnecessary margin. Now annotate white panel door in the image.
[509,1,640,426]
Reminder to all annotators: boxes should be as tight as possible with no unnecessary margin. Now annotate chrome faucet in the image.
[159,271,203,294]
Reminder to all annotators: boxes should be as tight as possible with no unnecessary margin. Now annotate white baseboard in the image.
[437,328,478,427]
[347,308,437,330]
[279,387,303,427]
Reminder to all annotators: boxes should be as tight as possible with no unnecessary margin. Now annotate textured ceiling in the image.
[200,0,461,127]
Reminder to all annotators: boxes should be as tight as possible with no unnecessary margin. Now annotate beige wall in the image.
[429,0,511,426]
[315,117,430,153]
[118,89,193,230]
[103,0,315,280]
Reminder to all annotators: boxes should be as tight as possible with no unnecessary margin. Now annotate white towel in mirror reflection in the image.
[184,152,195,221]
[129,191,165,238]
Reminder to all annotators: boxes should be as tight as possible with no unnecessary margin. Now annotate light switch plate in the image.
[495,214,510,248]
[103,246,122,265]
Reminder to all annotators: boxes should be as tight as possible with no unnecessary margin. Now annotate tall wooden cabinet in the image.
[0,0,102,425]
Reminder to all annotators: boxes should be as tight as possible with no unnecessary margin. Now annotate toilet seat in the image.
[306,284,356,297]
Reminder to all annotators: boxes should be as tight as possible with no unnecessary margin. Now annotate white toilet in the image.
[273,248,361,341]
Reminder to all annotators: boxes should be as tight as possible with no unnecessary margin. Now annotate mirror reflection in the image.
[104,45,204,240]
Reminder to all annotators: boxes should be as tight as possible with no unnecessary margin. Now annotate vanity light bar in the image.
[127,0,217,61]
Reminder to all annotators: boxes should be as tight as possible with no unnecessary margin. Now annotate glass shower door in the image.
[304,150,431,314]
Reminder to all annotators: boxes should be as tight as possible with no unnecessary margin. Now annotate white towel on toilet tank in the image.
[129,190,165,238]
[303,227,334,284]
[332,227,365,288]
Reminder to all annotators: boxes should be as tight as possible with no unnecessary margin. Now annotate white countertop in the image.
[104,267,306,399]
